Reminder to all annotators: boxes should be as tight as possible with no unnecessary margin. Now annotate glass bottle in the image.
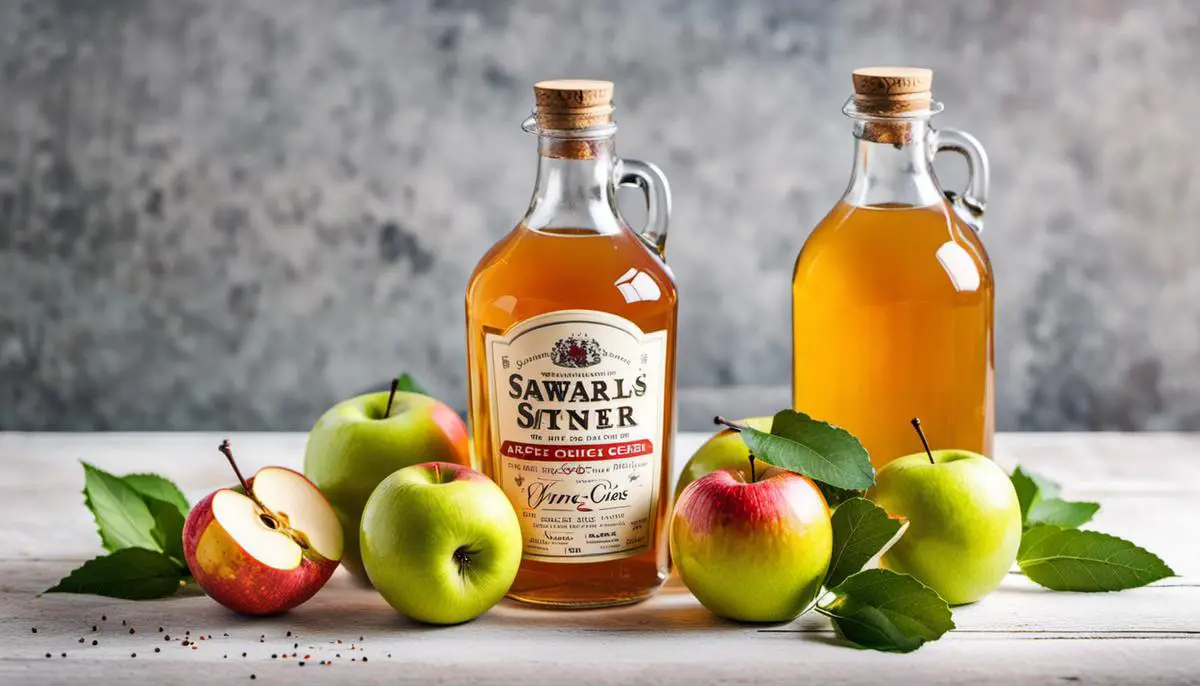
[792,67,993,468]
[465,80,676,608]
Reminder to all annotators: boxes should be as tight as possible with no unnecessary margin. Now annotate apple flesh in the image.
[675,416,773,501]
[183,467,343,615]
[360,462,522,625]
[304,390,470,581]
[671,466,832,622]
[870,449,1022,605]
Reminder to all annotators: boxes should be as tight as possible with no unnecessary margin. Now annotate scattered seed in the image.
[293,643,298,649]
[129,628,135,635]
[61,653,66,658]
[223,633,229,637]
[362,657,368,663]
[155,648,161,653]
[92,626,97,632]
[185,631,190,636]
[101,615,107,621]
[298,661,306,667]
[336,653,341,658]
[122,620,126,626]
[223,655,227,659]
[271,654,278,659]
[165,635,171,641]
[44,653,51,659]
[387,654,392,658]
[191,646,197,651]
[92,640,98,646]
[359,636,364,641]
[31,628,37,634]
[286,631,292,637]
[158,627,164,633]
[242,652,247,658]
[131,653,136,658]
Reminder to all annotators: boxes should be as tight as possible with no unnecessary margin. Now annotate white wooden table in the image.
[2,432,1198,684]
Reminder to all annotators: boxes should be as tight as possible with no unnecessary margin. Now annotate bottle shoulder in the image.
[467,225,677,326]
[793,201,993,298]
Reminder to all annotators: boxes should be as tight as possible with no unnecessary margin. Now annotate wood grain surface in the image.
[1,432,1197,684]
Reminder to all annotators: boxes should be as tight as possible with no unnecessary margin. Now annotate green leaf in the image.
[45,548,188,600]
[825,498,907,589]
[145,497,187,567]
[1011,465,1095,529]
[121,473,189,518]
[81,462,161,553]
[819,569,954,653]
[395,373,427,395]
[1010,466,1043,521]
[816,482,865,509]
[737,410,875,490]
[1026,498,1100,529]
[1017,526,1175,592]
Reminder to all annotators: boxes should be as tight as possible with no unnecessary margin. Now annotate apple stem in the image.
[748,453,757,483]
[217,440,270,514]
[384,378,400,419]
[713,415,748,432]
[910,418,935,464]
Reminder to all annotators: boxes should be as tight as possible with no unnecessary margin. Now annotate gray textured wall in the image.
[1,0,1198,431]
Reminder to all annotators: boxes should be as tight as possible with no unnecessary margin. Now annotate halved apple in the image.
[183,464,343,615]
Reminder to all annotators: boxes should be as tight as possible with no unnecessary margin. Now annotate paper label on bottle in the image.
[485,310,667,563]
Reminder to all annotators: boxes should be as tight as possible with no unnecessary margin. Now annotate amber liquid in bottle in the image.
[794,68,994,468]
[467,227,676,607]
[465,80,676,608]
[793,201,994,467]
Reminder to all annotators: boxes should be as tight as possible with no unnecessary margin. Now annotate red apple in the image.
[671,465,832,622]
[183,442,343,615]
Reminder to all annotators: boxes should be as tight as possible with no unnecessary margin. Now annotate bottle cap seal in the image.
[851,67,933,116]
[533,79,614,130]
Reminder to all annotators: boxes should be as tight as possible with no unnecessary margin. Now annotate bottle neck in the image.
[524,134,623,234]
[843,119,943,208]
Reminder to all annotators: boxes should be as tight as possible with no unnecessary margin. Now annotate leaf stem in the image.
[217,440,269,514]
[910,418,935,465]
[384,377,400,419]
[713,415,747,432]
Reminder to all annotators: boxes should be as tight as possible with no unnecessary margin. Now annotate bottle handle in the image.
[934,128,989,232]
[616,158,672,257]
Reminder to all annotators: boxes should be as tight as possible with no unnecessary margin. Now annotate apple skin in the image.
[671,466,832,623]
[870,449,1022,605]
[360,462,522,625]
[304,390,470,581]
[183,473,338,616]
[675,416,773,501]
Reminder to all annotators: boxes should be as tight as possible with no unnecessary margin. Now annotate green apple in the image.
[675,416,773,501]
[671,466,832,622]
[870,449,1022,605]
[304,389,471,581]
[360,462,522,625]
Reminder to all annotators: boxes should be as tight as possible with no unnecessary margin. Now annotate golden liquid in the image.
[466,225,677,607]
[792,201,994,468]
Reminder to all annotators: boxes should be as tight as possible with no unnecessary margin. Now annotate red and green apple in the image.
[183,442,343,615]
[671,465,832,622]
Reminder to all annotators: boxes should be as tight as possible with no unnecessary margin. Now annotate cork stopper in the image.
[850,67,934,144]
[533,79,614,131]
